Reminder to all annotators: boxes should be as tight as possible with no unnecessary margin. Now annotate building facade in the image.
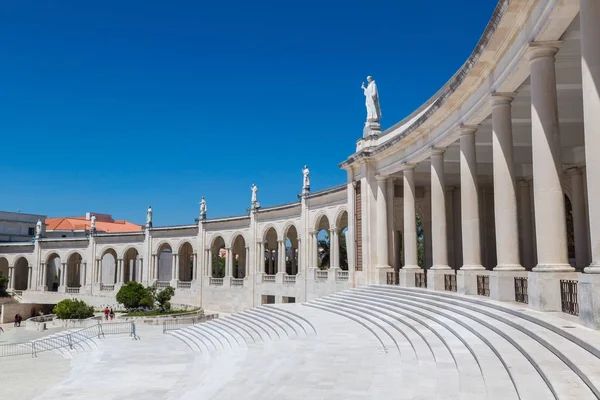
[2,0,600,328]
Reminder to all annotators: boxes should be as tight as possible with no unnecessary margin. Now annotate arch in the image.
[120,245,142,260]
[281,221,298,241]
[0,257,8,279]
[334,207,349,230]
[228,231,248,249]
[231,235,247,278]
[315,214,331,269]
[124,247,140,283]
[157,243,173,282]
[334,209,349,271]
[209,234,226,250]
[99,246,119,259]
[45,253,61,291]
[261,224,279,241]
[101,248,118,284]
[284,224,299,275]
[178,242,194,282]
[313,211,331,232]
[263,226,278,274]
[13,257,29,290]
[210,236,226,278]
[177,240,195,254]
[66,252,83,288]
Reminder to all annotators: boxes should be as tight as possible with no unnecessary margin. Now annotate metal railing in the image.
[415,272,427,288]
[444,274,457,292]
[177,281,192,289]
[283,275,296,284]
[0,321,138,358]
[209,277,223,286]
[156,281,171,289]
[162,314,218,333]
[315,270,328,282]
[11,289,24,297]
[560,280,579,316]
[337,270,349,281]
[66,287,80,294]
[231,278,244,287]
[476,275,490,297]
[386,271,398,285]
[514,277,528,304]
[100,284,115,291]
[262,274,276,283]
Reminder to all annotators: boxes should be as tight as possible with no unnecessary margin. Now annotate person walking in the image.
[14,314,18,327]
[17,314,22,327]
[104,307,110,321]
[109,308,115,321]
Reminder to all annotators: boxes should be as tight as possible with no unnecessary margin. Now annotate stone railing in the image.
[283,275,296,285]
[177,281,192,289]
[337,270,349,281]
[263,274,276,283]
[231,278,244,287]
[315,270,328,282]
[66,287,80,294]
[11,290,24,298]
[156,281,171,289]
[100,284,115,292]
[209,277,224,286]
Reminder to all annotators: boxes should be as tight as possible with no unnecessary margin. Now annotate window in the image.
[28,227,35,236]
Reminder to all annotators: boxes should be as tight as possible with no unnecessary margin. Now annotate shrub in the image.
[53,299,94,319]
[156,286,175,311]
[0,273,8,297]
[116,281,149,309]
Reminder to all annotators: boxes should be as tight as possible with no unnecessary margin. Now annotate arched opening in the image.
[45,253,61,291]
[178,242,194,282]
[13,257,29,290]
[284,225,299,275]
[211,236,226,278]
[66,253,83,288]
[335,211,349,270]
[263,227,278,274]
[101,249,118,284]
[565,194,575,263]
[0,257,8,295]
[124,248,140,283]
[157,243,173,282]
[231,235,247,278]
[315,215,331,270]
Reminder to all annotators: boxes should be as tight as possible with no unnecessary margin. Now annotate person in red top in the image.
[104,307,110,321]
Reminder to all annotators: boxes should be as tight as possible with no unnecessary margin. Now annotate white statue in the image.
[146,206,153,228]
[35,219,42,238]
[302,165,310,192]
[251,184,258,204]
[90,214,96,232]
[200,196,207,217]
[361,76,381,123]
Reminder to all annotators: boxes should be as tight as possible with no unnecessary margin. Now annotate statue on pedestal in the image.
[35,219,42,239]
[146,206,153,228]
[90,214,97,233]
[251,184,259,208]
[200,196,207,219]
[361,76,382,137]
[302,165,310,194]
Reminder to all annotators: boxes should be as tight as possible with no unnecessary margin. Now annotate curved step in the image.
[228,314,271,341]
[211,319,252,346]
[220,316,264,342]
[263,305,317,335]
[202,322,239,347]
[241,310,289,338]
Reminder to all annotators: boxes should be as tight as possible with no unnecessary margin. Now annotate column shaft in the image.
[375,176,390,267]
[431,150,449,269]
[491,94,523,270]
[403,167,419,269]
[529,43,573,271]
[569,168,589,268]
[518,181,535,269]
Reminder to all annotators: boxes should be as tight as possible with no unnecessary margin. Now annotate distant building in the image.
[0,211,46,242]
[45,212,142,238]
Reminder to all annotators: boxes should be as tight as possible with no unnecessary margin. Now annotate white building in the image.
[0,211,45,243]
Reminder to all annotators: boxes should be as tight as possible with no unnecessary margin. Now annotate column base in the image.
[375,265,393,285]
[58,285,66,293]
[457,270,484,295]
[489,270,528,301]
[493,264,525,271]
[430,265,451,270]
[532,264,575,272]
[528,271,580,311]
[399,269,419,287]
[427,269,451,290]
[584,263,600,274]
[275,272,286,284]
[170,279,179,288]
[328,267,341,283]
[578,274,600,329]
[460,265,485,270]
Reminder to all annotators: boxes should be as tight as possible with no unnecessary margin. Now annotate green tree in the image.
[156,286,175,311]
[317,233,330,269]
[0,273,8,297]
[116,281,148,309]
[212,250,226,278]
[339,231,348,270]
[53,299,94,319]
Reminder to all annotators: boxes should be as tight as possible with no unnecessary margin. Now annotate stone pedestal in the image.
[375,265,394,285]
[489,270,528,301]
[427,269,449,291]
[363,121,381,138]
[528,271,580,311]
[276,272,286,284]
[457,270,482,295]
[58,285,66,294]
[399,269,418,287]
[170,279,179,289]
[579,274,600,329]
[328,267,341,283]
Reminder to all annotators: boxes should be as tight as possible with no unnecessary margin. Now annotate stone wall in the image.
[0,302,54,324]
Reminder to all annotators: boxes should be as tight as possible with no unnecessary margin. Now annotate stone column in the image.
[193,253,198,280]
[82,262,87,287]
[491,93,523,271]
[225,248,232,277]
[277,240,285,274]
[581,0,600,274]
[244,246,250,277]
[457,126,484,294]
[528,42,572,272]
[268,248,274,274]
[117,259,124,283]
[8,266,14,289]
[61,262,67,288]
[374,175,392,283]
[330,228,340,270]
[568,168,589,269]
[400,166,419,284]
[430,149,449,270]
[41,262,47,289]
[27,266,32,290]
[312,232,319,270]
[386,177,396,269]
[518,180,535,269]
[258,241,265,273]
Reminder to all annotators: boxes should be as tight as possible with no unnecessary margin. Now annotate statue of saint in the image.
[146,206,153,227]
[200,196,207,216]
[302,165,310,191]
[251,184,258,204]
[35,219,42,238]
[361,76,381,123]
[90,214,96,232]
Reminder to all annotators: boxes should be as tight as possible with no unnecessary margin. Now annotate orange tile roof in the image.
[46,216,142,233]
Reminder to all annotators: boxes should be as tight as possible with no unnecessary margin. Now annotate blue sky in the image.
[0,0,497,226]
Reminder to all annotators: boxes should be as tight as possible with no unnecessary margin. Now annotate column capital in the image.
[457,124,479,136]
[374,174,388,182]
[528,41,563,61]
[566,167,582,177]
[402,162,416,171]
[491,92,516,106]
[430,147,445,157]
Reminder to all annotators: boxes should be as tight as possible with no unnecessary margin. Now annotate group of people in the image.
[13,314,23,327]
[103,307,115,320]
